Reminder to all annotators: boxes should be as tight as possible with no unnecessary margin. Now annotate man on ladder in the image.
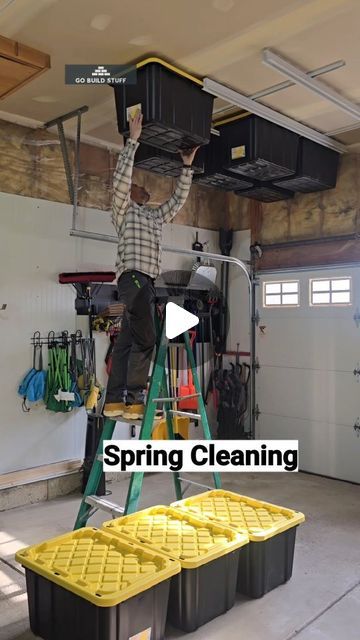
[104,112,199,421]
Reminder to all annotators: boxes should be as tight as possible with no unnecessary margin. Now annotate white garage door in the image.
[256,266,360,483]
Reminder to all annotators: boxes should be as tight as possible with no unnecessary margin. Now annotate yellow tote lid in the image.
[212,112,250,127]
[15,527,180,606]
[102,505,249,569]
[131,56,203,86]
[171,490,305,542]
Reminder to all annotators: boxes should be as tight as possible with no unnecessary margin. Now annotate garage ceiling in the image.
[0,0,360,150]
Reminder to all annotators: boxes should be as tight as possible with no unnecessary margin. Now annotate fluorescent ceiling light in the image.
[262,48,360,121]
[203,77,346,154]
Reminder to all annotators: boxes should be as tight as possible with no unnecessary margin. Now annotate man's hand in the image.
[180,146,200,166]
[129,112,143,141]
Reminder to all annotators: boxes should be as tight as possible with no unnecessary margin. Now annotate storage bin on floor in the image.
[172,490,305,598]
[16,527,180,640]
[102,505,249,632]
[113,57,214,152]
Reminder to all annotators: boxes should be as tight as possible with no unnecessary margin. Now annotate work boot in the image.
[123,403,145,420]
[103,402,126,418]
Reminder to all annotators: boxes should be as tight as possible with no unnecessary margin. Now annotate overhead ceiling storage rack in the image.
[202,77,347,154]
[273,137,340,193]
[113,57,214,152]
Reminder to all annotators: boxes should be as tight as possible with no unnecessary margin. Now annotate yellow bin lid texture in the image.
[135,56,203,86]
[15,527,180,607]
[102,506,249,569]
[171,490,305,542]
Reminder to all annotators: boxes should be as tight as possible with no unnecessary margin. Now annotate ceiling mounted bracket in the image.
[203,78,346,153]
[262,49,360,121]
[44,105,89,226]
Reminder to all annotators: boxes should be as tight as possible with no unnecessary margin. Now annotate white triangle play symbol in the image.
[165,302,199,340]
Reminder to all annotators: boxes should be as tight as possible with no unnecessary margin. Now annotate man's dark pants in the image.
[106,270,156,404]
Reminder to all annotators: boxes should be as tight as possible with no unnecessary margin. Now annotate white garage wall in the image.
[0,192,219,474]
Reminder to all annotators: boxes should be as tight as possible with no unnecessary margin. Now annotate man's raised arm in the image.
[156,147,199,224]
[111,113,142,231]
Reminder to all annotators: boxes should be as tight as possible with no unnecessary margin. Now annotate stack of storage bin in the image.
[172,489,305,598]
[16,527,181,640]
[17,491,304,638]
[102,505,249,632]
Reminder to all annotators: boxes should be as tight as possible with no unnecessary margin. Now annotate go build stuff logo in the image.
[65,64,137,85]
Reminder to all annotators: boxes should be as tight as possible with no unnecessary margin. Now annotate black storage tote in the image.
[16,527,180,640]
[172,489,305,598]
[235,181,294,202]
[194,134,253,191]
[274,137,340,192]
[113,57,214,153]
[134,143,204,177]
[220,114,299,181]
[102,505,249,632]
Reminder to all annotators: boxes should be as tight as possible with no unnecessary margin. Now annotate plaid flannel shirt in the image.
[112,138,193,280]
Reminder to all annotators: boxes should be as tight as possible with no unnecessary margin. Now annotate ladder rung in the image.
[169,410,201,420]
[101,413,164,425]
[85,495,124,517]
[178,477,212,491]
[152,393,200,403]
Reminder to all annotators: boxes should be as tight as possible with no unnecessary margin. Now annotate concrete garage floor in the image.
[1,471,359,640]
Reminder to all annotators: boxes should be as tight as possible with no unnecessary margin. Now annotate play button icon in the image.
[165,302,199,340]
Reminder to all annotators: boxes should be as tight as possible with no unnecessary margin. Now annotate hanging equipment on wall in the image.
[18,332,47,412]
[45,332,72,413]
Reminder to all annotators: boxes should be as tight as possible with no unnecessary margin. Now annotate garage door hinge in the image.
[254,404,261,421]
[353,364,360,380]
[253,310,261,326]
[353,418,360,436]
[254,358,261,372]
[353,308,360,328]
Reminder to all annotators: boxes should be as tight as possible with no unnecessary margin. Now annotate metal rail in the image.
[69,227,255,436]
[45,106,88,220]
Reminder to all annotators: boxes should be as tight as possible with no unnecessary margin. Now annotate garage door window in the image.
[310,277,352,306]
[263,281,299,307]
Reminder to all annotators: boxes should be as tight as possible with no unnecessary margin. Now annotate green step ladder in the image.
[74,318,221,530]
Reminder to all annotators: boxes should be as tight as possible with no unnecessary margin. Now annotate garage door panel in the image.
[258,367,357,426]
[257,267,360,483]
[258,317,360,371]
[258,414,360,483]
